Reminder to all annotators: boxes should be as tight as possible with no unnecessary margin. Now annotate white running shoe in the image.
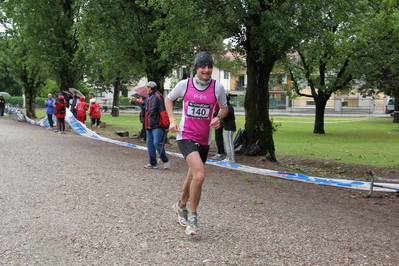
[172,202,188,227]
[144,163,158,169]
[164,161,171,170]
[185,215,198,235]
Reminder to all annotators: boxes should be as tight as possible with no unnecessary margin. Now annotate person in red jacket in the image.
[89,98,101,133]
[55,96,67,134]
[75,96,88,124]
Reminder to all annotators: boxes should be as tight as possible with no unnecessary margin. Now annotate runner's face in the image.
[196,65,213,81]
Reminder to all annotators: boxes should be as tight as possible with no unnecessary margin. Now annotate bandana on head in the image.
[194,51,213,71]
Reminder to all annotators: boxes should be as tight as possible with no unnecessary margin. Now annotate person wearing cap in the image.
[55,96,67,134]
[89,98,101,133]
[75,96,88,124]
[87,91,95,119]
[88,91,95,101]
[142,81,171,170]
[52,92,64,132]
[165,51,228,235]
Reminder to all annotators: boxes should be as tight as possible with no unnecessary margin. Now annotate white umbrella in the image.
[68,88,84,97]
[0,92,11,97]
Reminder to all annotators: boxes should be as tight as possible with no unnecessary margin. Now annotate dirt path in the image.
[0,117,398,265]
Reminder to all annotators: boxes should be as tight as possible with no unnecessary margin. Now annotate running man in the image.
[165,51,228,235]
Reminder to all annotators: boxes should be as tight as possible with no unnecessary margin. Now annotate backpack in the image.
[59,105,66,114]
[233,128,247,149]
[248,140,260,156]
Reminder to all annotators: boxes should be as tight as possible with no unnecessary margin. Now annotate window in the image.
[224,70,229,79]
[96,90,105,97]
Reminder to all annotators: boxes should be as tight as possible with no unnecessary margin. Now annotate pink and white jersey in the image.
[179,78,218,145]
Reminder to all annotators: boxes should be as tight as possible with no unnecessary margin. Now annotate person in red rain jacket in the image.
[89,98,101,133]
[55,96,67,134]
[75,96,88,124]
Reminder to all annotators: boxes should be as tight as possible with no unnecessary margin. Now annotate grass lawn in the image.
[34,110,399,168]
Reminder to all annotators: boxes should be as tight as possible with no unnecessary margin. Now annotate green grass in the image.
[272,116,399,168]
[34,110,399,168]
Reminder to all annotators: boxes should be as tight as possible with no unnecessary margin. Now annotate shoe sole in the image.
[172,204,187,227]
[185,230,198,236]
[144,166,158,169]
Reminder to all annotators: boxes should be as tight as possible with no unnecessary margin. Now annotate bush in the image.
[4,97,23,106]
[3,97,49,108]
[119,96,131,105]
[36,97,47,108]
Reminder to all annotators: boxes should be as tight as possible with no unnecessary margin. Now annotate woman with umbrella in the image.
[129,87,149,141]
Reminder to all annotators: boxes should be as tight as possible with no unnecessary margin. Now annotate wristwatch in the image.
[217,116,223,122]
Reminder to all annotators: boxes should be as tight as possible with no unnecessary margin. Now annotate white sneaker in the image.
[144,163,158,169]
[185,215,198,235]
[164,161,171,170]
[211,154,224,160]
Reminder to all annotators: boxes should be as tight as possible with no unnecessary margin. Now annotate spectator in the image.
[129,96,146,142]
[55,96,67,134]
[0,96,6,117]
[44,94,55,129]
[211,103,224,160]
[69,91,80,117]
[222,94,236,163]
[53,93,63,132]
[75,96,88,124]
[89,98,101,133]
[142,81,170,169]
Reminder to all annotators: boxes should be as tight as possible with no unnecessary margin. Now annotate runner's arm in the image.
[165,97,178,133]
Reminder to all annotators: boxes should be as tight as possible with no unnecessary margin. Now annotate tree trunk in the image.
[244,50,276,161]
[111,77,121,117]
[25,86,37,119]
[313,98,327,134]
[393,89,399,123]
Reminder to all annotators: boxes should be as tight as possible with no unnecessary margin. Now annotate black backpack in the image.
[59,105,66,114]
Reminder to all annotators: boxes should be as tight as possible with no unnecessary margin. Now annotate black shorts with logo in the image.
[177,139,210,163]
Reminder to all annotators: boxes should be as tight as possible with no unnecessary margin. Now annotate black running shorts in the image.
[177,139,210,163]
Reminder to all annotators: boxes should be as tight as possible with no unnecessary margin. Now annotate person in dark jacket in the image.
[222,94,236,163]
[69,91,80,117]
[0,96,6,117]
[211,102,225,160]
[129,96,146,142]
[143,81,170,169]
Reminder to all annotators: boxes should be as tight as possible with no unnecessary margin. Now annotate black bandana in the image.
[194,51,213,71]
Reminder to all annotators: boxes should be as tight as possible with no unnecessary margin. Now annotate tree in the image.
[0,60,23,96]
[78,0,180,116]
[356,2,399,123]
[278,0,399,133]
[151,0,319,160]
[0,29,47,117]
[1,0,86,117]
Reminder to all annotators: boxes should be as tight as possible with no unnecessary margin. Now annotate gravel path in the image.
[0,117,398,265]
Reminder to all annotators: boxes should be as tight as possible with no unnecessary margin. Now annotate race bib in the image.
[187,102,211,119]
